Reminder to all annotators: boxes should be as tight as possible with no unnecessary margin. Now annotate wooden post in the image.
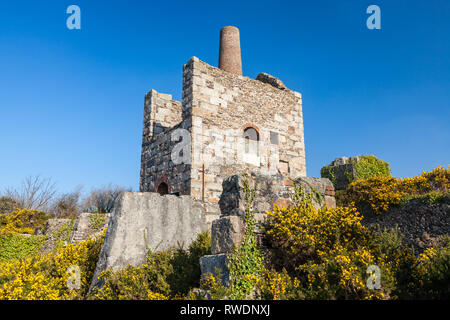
[202,164,205,203]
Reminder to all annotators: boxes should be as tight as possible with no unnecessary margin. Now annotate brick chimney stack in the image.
[218,26,242,75]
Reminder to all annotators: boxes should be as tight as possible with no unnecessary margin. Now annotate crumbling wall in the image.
[143,89,182,140]
[70,212,109,243]
[140,122,191,195]
[91,192,208,288]
[362,195,450,253]
[321,155,391,190]
[140,89,192,195]
[40,213,109,254]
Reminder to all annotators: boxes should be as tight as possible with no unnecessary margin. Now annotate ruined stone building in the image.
[91,26,335,286]
[140,26,306,224]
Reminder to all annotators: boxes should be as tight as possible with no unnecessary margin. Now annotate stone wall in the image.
[70,212,109,243]
[143,89,182,140]
[91,192,208,288]
[40,218,73,254]
[140,122,191,195]
[40,213,109,254]
[320,156,361,190]
[140,89,191,195]
[362,195,450,253]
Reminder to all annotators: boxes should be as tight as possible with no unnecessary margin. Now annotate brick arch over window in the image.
[241,123,261,138]
[242,124,260,157]
[155,176,170,195]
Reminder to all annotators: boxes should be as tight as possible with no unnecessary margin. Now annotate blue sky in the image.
[0,0,449,194]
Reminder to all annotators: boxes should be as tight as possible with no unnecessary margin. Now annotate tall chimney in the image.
[219,26,242,75]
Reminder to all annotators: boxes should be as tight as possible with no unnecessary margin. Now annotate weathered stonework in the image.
[140,89,191,196]
[140,54,306,221]
[211,215,244,254]
[70,212,110,243]
[199,254,230,286]
[40,213,110,254]
[321,156,361,190]
[219,173,335,217]
[91,192,208,289]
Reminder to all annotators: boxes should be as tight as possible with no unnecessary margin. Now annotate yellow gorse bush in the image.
[265,185,389,299]
[266,203,370,254]
[0,209,49,235]
[252,270,301,300]
[343,166,450,214]
[0,234,103,300]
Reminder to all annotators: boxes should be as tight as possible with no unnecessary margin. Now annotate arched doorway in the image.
[156,182,169,196]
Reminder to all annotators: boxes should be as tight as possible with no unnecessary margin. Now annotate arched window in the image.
[244,127,259,155]
[156,182,169,195]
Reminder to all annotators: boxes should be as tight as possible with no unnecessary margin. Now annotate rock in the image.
[199,254,230,287]
[219,176,246,216]
[273,198,292,209]
[211,216,245,254]
[255,73,287,90]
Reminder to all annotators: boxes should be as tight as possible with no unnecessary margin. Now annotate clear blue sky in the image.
[0,0,449,194]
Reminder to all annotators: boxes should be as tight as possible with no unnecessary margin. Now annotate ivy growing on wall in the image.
[227,176,264,299]
[321,155,391,189]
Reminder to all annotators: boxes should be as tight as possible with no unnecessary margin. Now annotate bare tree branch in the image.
[81,184,131,213]
[5,175,57,211]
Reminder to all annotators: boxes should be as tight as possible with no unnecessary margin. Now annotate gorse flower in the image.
[0,234,104,300]
[342,166,449,214]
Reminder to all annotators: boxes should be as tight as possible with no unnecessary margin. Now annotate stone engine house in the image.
[140,26,307,222]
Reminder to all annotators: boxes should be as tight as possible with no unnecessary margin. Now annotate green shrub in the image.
[53,219,75,250]
[0,234,46,262]
[0,234,104,300]
[339,166,450,214]
[89,212,107,230]
[91,232,211,299]
[401,191,450,205]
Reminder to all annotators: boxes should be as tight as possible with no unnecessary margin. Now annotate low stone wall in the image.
[40,213,110,254]
[41,218,73,254]
[91,192,208,288]
[70,212,109,243]
[362,195,450,253]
